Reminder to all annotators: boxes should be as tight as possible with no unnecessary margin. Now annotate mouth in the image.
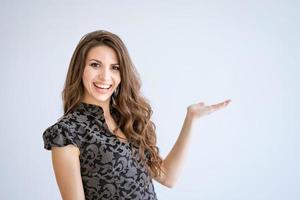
[93,83,112,91]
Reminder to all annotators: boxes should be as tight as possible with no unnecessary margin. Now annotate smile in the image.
[93,83,112,90]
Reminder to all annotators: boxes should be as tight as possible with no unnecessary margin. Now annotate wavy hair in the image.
[61,30,165,178]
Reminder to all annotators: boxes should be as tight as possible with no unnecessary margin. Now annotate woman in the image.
[42,30,231,200]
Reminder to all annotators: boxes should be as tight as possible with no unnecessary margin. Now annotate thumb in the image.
[198,102,205,106]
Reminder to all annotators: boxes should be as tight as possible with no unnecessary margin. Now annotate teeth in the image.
[94,83,111,89]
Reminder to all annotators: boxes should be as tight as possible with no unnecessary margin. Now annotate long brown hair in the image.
[61,30,164,178]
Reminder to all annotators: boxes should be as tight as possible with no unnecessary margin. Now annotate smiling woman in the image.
[82,45,121,106]
[42,30,165,200]
[42,29,231,200]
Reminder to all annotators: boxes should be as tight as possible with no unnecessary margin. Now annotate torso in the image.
[43,102,158,200]
[105,117,128,143]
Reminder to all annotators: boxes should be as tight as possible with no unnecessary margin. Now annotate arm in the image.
[154,112,195,188]
[154,99,231,188]
[51,145,85,200]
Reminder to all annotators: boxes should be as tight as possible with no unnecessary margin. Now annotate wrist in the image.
[186,110,197,123]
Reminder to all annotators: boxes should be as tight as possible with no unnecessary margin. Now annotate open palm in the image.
[187,99,231,119]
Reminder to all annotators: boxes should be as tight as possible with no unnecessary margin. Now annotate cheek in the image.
[82,68,94,82]
[82,69,93,89]
[115,73,121,84]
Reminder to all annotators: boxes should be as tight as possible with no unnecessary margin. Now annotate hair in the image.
[61,30,165,178]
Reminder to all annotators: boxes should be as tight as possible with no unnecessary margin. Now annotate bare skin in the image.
[153,99,232,188]
[51,99,231,199]
[51,44,232,198]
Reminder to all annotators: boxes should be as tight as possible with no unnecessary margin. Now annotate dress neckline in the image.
[76,101,131,146]
[77,101,105,116]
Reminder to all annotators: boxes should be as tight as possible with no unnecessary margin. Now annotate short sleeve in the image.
[42,122,80,150]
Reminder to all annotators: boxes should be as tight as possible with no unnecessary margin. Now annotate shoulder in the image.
[43,112,76,137]
[42,112,83,150]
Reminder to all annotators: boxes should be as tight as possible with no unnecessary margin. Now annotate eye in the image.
[90,63,99,68]
[113,65,120,70]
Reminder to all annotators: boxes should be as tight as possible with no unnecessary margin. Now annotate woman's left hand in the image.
[187,99,231,120]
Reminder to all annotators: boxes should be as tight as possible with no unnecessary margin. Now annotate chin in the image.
[94,97,110,102]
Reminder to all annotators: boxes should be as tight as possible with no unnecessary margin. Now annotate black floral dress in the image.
[42,102,158,200]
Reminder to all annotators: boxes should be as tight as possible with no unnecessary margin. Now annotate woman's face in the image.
[82,45,121,107]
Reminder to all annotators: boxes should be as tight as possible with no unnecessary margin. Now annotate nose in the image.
[99,66,111,81]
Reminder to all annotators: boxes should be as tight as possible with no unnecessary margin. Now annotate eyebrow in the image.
[88,59,120,65]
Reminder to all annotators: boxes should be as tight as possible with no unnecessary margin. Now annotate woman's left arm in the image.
[154,99,231,188]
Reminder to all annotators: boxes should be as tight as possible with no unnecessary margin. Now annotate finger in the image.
[210,102,224,109]
[224,99,231,104]
[222,100,231,107]
[206,105,218,113]
[215,99,231,107]
[198,102,205,106]
[208,101,229,112]
[206,99,231,113]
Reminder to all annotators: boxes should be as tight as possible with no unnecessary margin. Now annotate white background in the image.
[0,0,299,199]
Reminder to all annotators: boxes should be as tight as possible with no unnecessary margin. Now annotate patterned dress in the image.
[42,102,158,200]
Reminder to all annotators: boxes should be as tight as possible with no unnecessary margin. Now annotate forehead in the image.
[86,45,119,62]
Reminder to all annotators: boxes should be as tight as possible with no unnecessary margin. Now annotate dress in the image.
[42,102,158,200]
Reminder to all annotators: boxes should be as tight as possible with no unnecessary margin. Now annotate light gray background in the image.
[1,0,299,199]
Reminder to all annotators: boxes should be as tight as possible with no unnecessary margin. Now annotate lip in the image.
[94,82,112,87]
[93,83,112,93]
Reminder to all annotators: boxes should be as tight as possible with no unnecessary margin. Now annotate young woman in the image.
[42,30,231,200]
